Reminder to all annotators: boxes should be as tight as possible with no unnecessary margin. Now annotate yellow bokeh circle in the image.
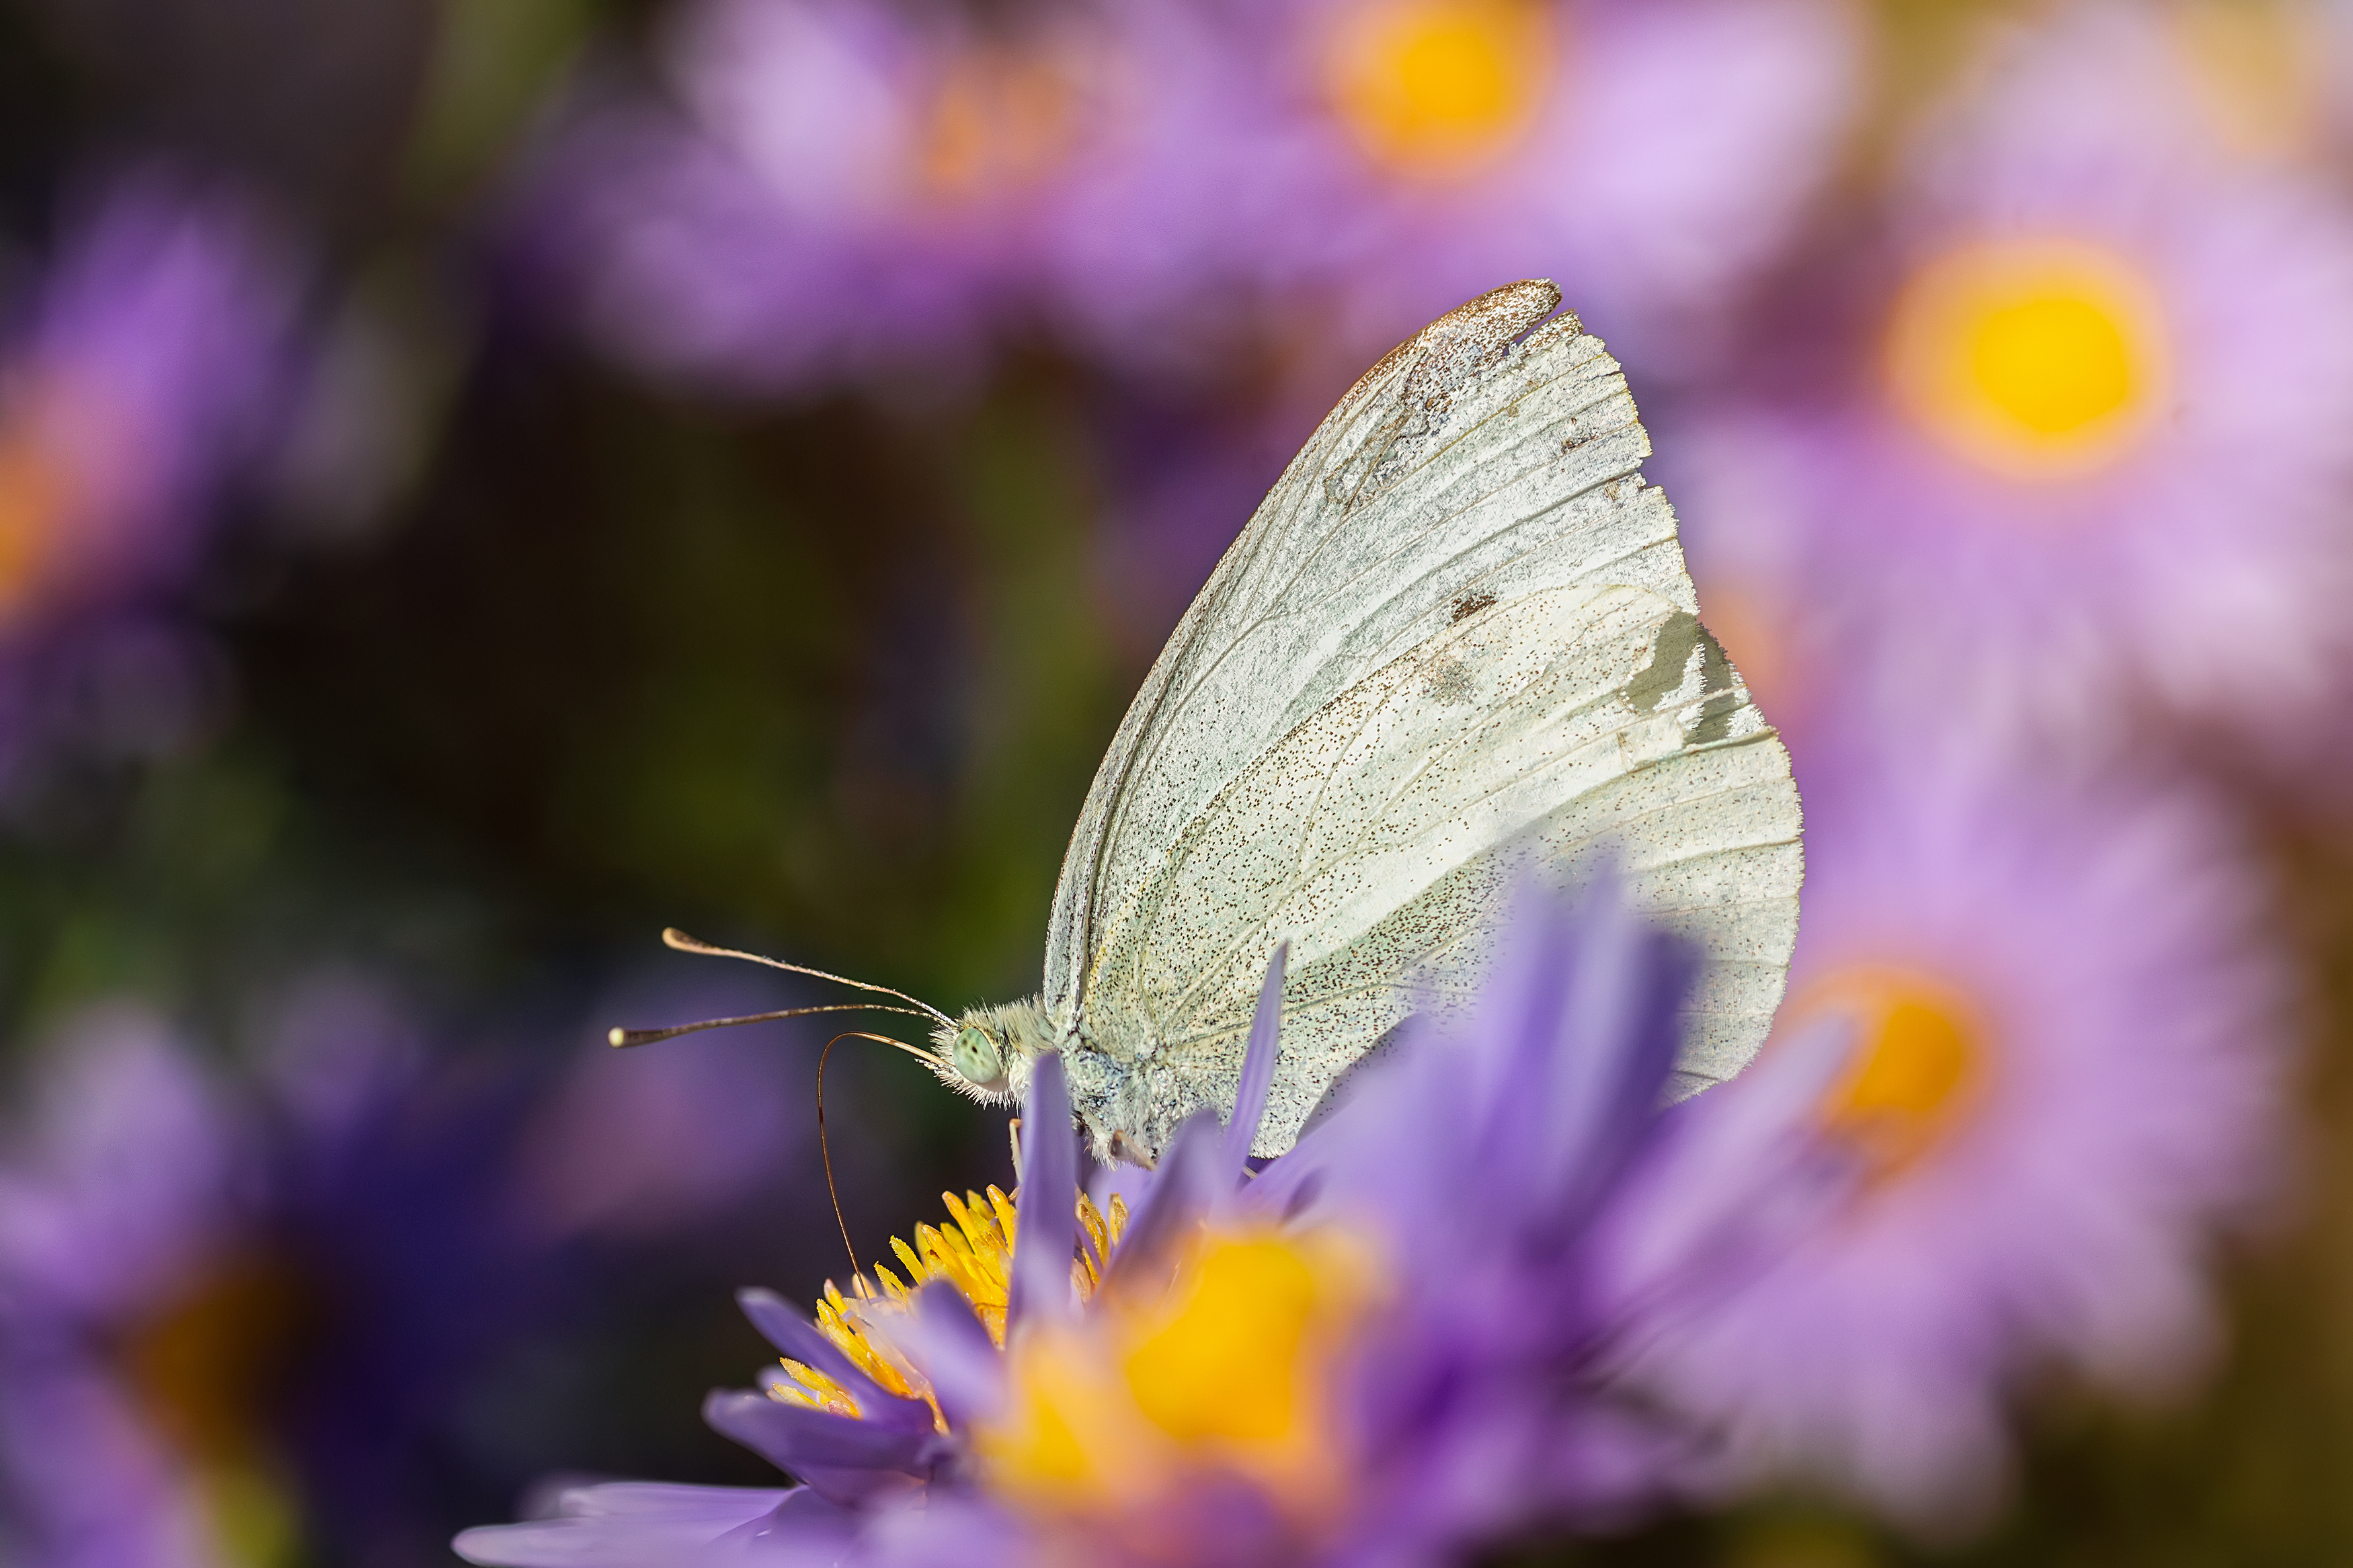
[1883,239,2172,483]
[1321,0,1556,181]
[1788,965,1991,1176]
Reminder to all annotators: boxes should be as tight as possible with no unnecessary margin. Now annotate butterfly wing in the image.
[1043,281,1800,1151]
[1076,583,1800,1155]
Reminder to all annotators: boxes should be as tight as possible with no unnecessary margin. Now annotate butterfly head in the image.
[931,999,1054,1104]
[949,1022,1007,1091]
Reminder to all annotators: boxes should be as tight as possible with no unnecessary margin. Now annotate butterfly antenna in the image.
[815,1030,936,1279]
[608,1002,933,1049]
[662,928,957,1030]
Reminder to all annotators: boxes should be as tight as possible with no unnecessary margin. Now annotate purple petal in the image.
[1523,891,1694,1224]
[855,1489,1035,1567]
[1007,1052,1076,1329]
[1595,1014,1861,1313]
[453,1483,841,1565]
[1221,944,1287,1178]
[543,1483,804,1519]
[702,1390,932,1487]
[1466,886,1582,1163]
[734,1288,929,1432]
[896,1280,1006,1430]
[1100,1110,1222,1293]
[0,1009,239,1315]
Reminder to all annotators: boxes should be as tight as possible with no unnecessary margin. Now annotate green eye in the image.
[951,1026,1004,1086]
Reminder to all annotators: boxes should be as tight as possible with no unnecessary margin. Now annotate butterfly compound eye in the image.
[951,1025,1006,1087]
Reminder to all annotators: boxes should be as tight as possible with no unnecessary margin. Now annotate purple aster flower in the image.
[1041,0,1868,384]
[456,889,1862,1567]
[0,169,304,779]
[1671,2,2353,758]
[527,0,1862,396]
[0,170,301,640]
[1609,739,2290,1530]
[526,0,1113,396]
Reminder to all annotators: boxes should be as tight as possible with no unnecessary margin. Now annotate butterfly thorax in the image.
[936,996,1196,1166]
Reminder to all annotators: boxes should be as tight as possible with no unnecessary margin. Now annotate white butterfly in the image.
[626,280,1802,1166]
[936,280,1804,1165]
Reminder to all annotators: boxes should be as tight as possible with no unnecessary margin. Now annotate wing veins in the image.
[1158,682,1665,1025]
[1068,340,1642,994]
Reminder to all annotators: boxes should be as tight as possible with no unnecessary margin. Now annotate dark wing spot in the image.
[1687,690,1742,746]
[1450,592,1497,623]
[1626,611,1704,713]
[1696,621,1735,695]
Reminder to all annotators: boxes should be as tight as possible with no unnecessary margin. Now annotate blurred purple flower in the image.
[511,970,813,1243]
[0,1007,272,1568]
[0,968,830,1567]
[456,890,1860,1567]
[528,0,1862,396]
[1612,742,2289,1529]
[530,0,1110,395]
[1674,3,2353,756]
[1042,0,1868,382]
[0,171,301,639]
[1088,401,1293,657]
[0,170,305,779]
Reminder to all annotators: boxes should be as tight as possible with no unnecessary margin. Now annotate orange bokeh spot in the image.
[1696,586,1794,722]
[1883,239,2169,483]
[916,45,1082,203]
[1792,967,1988,1175]
[0,418,75,622]
[121,1251,315,1467]
[1322,0,1555,181]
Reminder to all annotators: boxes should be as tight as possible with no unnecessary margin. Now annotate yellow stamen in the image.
[772,1179,1150,1448]
[1322,0,1554,181]
[773,1357,862,1419]
[1883,239,2171,483]
[989,1185,1023,1243]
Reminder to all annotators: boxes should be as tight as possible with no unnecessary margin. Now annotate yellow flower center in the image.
[1794,968,1987,1174]
[1321,0,1555,180]
[1123,1236,1323,1446]
[1882,240,2171,481]
[975,1224,1382,1531]
[771,1184,1129,1430]
[768,1189,1384,1540]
